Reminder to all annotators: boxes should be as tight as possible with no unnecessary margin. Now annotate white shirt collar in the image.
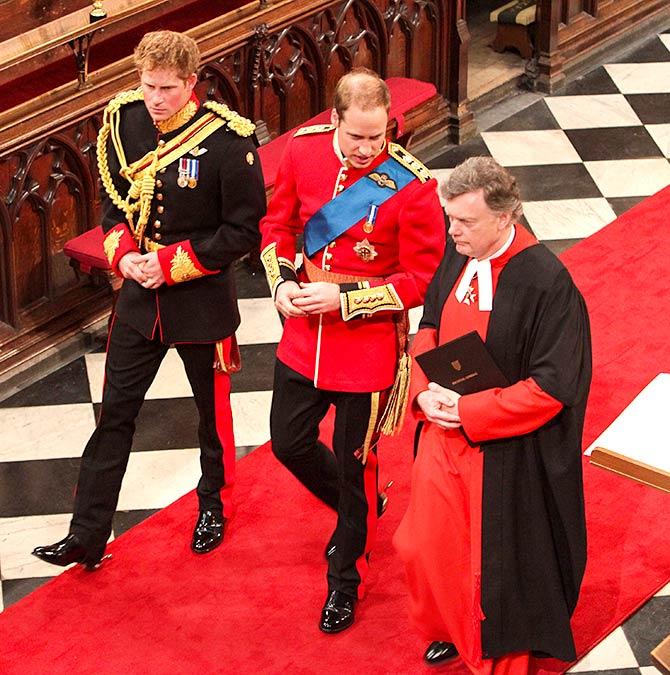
[454,226,516,311]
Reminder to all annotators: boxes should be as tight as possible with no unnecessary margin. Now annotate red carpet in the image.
[2,187,670,674]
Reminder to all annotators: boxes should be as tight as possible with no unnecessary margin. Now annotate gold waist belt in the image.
[302,250,381,285]
[144,237,166,252]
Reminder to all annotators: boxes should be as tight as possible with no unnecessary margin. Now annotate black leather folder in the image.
[414,330,509,395]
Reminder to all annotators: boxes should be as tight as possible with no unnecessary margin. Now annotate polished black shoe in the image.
[191,510,225,554]
[32,534,103,571]
[319,590,356,633]
[423,641,458,665]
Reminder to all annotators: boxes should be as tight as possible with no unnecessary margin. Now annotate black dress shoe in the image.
[319,590,356,633]
[423,641,458,665]
[32,534,103,571]
[191,510,225,554]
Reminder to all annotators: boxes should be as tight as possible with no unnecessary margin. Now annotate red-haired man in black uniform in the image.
[33,30,266,569]
[260,68,445,633]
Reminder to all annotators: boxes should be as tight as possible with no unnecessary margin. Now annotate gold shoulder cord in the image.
[203,101,256,137]
[96,89,158,245]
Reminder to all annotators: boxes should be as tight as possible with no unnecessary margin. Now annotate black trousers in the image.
[270,359,382,599]
[70,316,235,555]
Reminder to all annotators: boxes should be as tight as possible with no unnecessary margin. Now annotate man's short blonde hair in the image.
[133,31,200,80]
[333,67,391,118]
[443,157,523,220]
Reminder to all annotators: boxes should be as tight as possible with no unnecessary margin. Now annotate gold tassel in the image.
[214,335,241,374]
[378,352,412,436]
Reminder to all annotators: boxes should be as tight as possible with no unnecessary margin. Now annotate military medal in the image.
[178,157,199,189]
[353,238,378,262]
[363,203,378,234]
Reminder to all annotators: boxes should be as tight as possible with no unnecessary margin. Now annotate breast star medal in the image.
[462,285,477,305]
[353,238,378,262]
[178,157,199,188]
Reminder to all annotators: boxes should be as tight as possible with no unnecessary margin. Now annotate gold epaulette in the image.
[294,124,335,137]
[103,88,144,117]
[203,101,256,137]
[387,142,432,183]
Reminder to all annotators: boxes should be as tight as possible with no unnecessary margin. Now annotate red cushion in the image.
[258,78,437,190]
[258,109,331,191]
[386,77,437,116]
[63,226,111,272]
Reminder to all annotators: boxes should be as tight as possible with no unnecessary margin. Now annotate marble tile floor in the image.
[1,27,670,675]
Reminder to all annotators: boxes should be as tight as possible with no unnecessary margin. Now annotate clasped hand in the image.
[274,280,340,318]
[118,252,165,289]
[417,382,462,429]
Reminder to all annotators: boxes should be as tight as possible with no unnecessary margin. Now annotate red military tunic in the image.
[260,126,445,392]
[394,226,563,674]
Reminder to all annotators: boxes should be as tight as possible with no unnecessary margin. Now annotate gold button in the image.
[329,242,336,248]
[156,193,163,201]
[154,220,161,229]
[157,205,164,214]
[336,185,344,193]
[156,180,163,188]
[324,264,331,271]
[158,140,166,146]
[325,252,332,260]
[154,233,162,241]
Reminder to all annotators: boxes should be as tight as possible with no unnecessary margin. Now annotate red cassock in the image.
[260,127,445,392]
[394,227,563,675]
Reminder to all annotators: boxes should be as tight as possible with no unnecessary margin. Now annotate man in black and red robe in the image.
[394,156,591,673]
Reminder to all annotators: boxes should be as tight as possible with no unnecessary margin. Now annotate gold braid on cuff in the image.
[340,283,403,321]
[261,243,296,297]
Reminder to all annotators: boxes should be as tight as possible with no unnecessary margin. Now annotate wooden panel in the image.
[0,0,90,43]
[12,196,47,311]
[536,0,670,92]
[0,199,8,325]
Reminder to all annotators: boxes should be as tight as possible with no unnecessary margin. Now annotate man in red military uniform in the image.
[32,31,266,570]
[260,68,445,633]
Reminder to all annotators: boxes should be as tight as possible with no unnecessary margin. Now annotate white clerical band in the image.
[454,226,516,311]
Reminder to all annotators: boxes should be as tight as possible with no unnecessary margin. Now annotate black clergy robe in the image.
[416,234,592,662]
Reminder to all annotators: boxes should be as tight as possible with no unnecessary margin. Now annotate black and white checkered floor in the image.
[1,29,669,674]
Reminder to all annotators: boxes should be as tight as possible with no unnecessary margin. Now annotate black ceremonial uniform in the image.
[68,90,266,559]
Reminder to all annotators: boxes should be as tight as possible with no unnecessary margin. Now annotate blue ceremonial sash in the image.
[304,157,416,257]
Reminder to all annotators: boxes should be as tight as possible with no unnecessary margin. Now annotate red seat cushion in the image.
[258,78,437,190]
[63,226,110,272]
[386,77,437,117]
[258,109,331,191]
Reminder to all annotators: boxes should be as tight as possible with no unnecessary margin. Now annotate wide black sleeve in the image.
[418,236,457,331]
[526,267,592,407]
